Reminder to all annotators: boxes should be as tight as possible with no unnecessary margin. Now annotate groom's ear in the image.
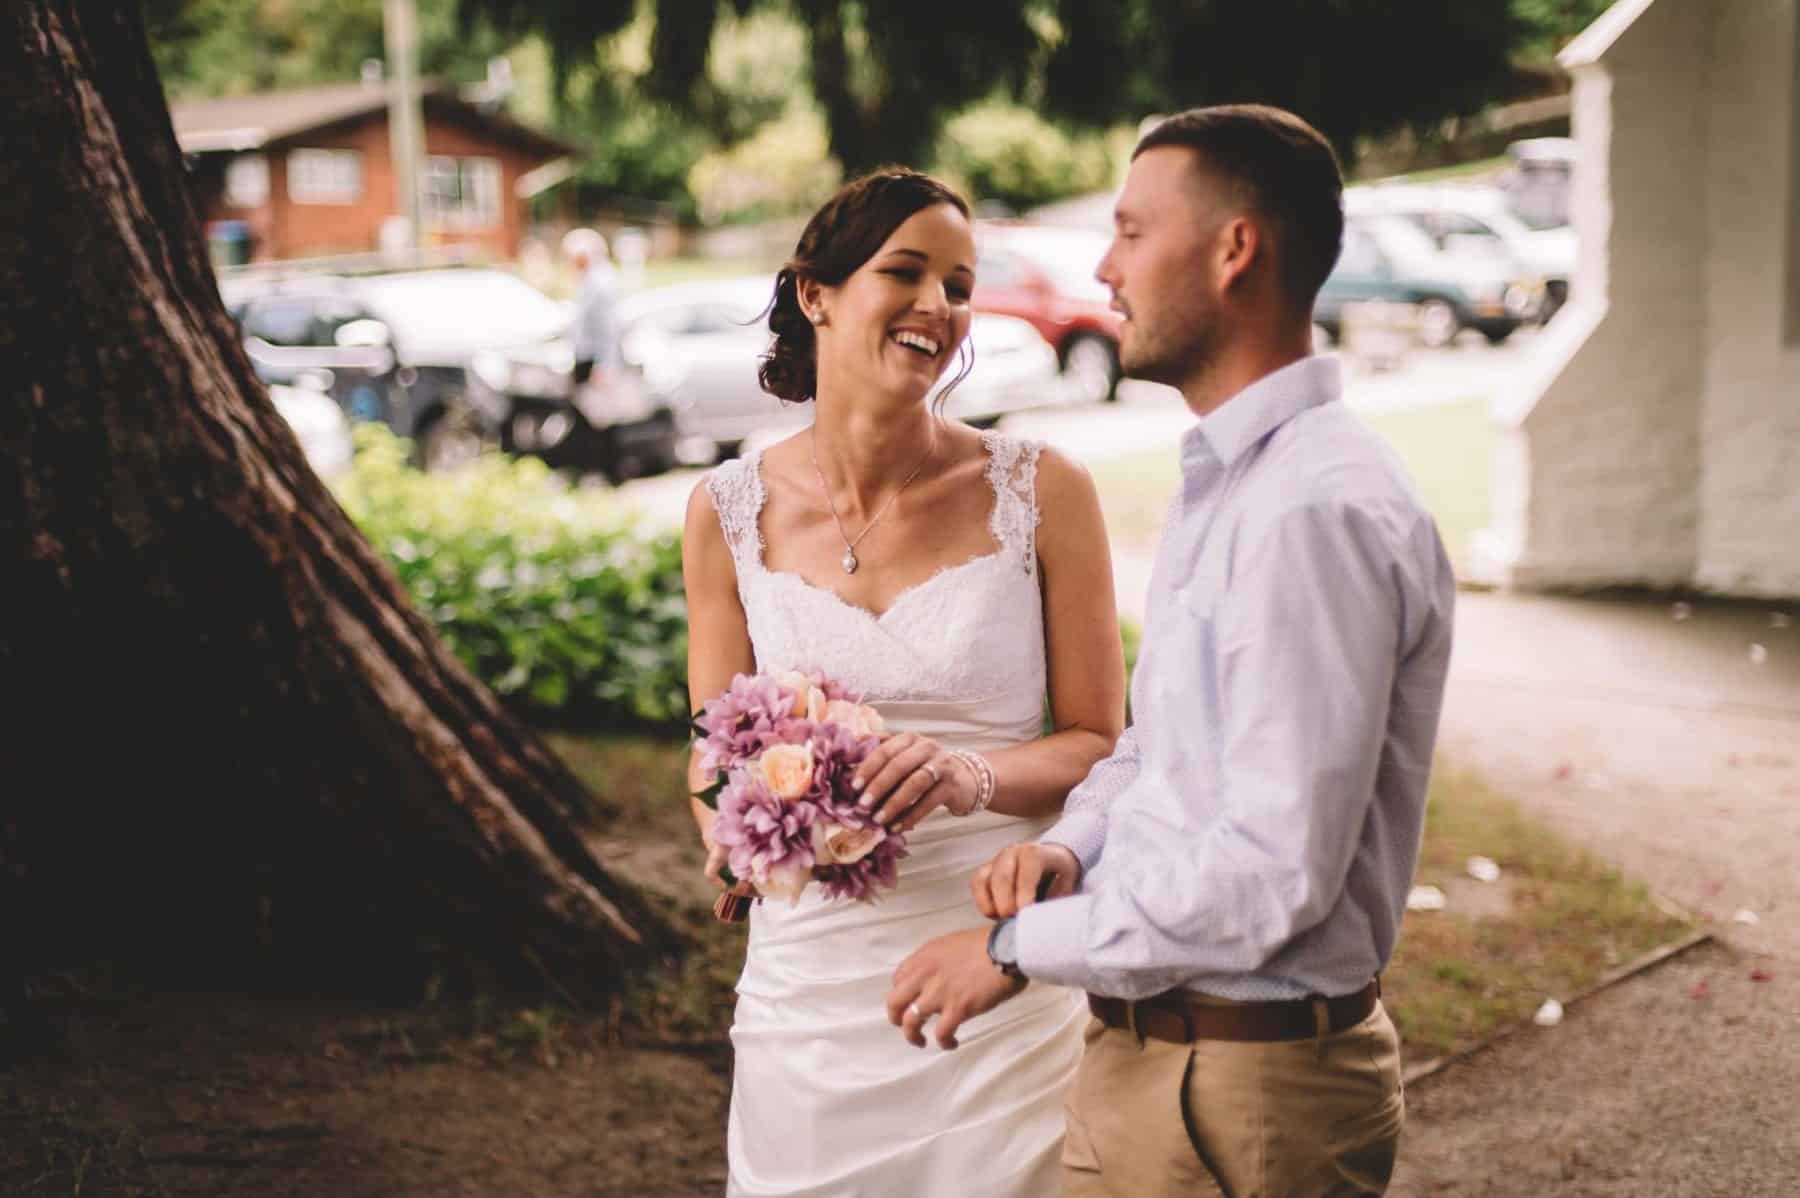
[1215,215,1263,295]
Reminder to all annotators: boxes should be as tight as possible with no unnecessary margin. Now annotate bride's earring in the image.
[808,308,826,326]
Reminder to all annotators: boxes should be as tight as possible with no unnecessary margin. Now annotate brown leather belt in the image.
[1087,980,1380,1044]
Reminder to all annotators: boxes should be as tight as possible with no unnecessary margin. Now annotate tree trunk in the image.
[0,3,673,1002]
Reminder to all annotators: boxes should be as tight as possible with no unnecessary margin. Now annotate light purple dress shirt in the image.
[1017,355,1455,1001]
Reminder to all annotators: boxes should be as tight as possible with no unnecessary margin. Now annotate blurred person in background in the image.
[562,227,619,384]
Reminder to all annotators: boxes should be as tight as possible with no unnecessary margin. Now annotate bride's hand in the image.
[972,842,1081,919]
[853,732,977,831]
[701,825,754,896]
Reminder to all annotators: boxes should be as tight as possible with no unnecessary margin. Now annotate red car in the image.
[973,223,1124,403]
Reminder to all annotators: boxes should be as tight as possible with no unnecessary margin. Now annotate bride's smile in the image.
[806,203,976,405]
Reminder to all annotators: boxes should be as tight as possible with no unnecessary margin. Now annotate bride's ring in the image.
[908,1002,926,1021]
[920,763,941,786]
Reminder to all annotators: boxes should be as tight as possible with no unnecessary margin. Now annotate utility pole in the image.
[383,0,425,254]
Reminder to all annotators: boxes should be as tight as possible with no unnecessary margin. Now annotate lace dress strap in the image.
[979,429,1042,576]
[704,450,767,573]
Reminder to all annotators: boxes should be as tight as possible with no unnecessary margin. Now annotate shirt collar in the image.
[1180,354,1342,474]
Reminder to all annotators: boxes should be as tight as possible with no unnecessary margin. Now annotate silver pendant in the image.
[841,548,859,575]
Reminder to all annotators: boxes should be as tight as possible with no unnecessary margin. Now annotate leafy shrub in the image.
[688,107,843,226]
[332,427,689,729]
[933,99,1118,212]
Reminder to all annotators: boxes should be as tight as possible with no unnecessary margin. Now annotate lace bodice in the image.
[706,429,1046,747]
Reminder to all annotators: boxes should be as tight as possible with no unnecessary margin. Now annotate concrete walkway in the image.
[1393,590,1800,1196]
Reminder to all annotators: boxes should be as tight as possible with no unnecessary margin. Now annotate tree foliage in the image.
[148,0,1612,214]
[144,0,513,98]
[465,0,1576,176]
[1510,0,1618,58]
[1040,0,1527,162]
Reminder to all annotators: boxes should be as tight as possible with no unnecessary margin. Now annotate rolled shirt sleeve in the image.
[1017,498,1415,998]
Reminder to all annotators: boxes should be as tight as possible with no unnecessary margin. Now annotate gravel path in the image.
[1392,592,1800,1195]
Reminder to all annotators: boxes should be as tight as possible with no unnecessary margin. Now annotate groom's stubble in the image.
[1118,226,1233,394]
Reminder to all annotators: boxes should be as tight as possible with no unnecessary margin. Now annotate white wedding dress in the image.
[705,430,1086,1197]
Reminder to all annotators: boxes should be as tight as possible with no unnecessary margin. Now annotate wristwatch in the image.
[986,917,1024,981]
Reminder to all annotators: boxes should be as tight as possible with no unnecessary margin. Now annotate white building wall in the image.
[1694,0,1800,597]
[1482,0,1800,597]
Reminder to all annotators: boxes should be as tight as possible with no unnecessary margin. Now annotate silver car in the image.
[619,276,1068,462]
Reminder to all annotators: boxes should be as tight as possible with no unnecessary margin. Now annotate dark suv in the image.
[224,268,676,479]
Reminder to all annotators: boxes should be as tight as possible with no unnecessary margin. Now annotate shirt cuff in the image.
[1038,810,1107,876]
[1015,893,1096,990]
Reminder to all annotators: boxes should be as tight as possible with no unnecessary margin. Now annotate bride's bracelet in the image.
[946,749,996,817]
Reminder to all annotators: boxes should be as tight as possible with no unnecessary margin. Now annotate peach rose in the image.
[811,820,887,867]
[772,670,814,700]
[824,699,886,738]
[759,859,811,905]
[756,742,816,801]
[805,686,830,723]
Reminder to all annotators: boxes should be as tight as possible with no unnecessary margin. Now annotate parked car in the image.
[618,277,803,463]
[1315,216,1545,348]
[223,267,676,479]
[944,311,1070,425]
[1499,136,1575,233]
[465,338,679,484]
[1346,183,1575,321]
[972,223,1123,403]
[268,375,354,479]
[616,277,1070,462]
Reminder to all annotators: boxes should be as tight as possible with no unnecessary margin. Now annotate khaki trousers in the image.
[1061,1001,1404,1197]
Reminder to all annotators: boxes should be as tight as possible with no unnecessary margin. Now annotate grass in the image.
[1363,397,1496,569]
[545,732,750,1043]
[1087,396,1496,570]
[1384,767,1693,1062]
[638,254,779,290]
[547,733,1692,1068]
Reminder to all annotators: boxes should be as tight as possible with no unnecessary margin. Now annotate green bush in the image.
[332,427,690,729]
[933,99,1117,212]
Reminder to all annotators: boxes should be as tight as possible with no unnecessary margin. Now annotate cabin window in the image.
[288,148,362,205]
[422,155,502,228]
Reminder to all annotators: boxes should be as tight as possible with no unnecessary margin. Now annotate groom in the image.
[888,105,1455,1196]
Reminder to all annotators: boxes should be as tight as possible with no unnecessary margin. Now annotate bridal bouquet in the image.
[694,668,907,909]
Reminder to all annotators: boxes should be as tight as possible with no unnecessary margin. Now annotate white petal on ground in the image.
[1749,643,1769,665]
[1533,998,1564,1027]
[1407,884,1447,912]
[1466,855,1502,883]
[1733,908,1761,926]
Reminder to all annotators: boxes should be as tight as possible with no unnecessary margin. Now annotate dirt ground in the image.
[3,990,733,1197]
[2,737,742,1198]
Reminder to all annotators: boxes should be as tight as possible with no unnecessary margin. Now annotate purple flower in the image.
[712,768,817,899]
[695,673,805,774]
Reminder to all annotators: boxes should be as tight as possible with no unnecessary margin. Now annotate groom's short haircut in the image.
[1135,105,1344,310]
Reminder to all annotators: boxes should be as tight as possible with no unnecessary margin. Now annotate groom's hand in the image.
[887,929,1025,1051]
[973,843,1082,919]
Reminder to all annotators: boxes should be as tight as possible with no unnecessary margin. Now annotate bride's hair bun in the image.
[759,169,970,404]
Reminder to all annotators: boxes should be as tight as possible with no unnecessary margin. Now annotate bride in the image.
[682,168,1126,1197]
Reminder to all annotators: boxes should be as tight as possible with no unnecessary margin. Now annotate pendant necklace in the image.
[809,425,936,575]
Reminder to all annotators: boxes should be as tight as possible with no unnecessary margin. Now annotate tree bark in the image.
[0,3,672,1000]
